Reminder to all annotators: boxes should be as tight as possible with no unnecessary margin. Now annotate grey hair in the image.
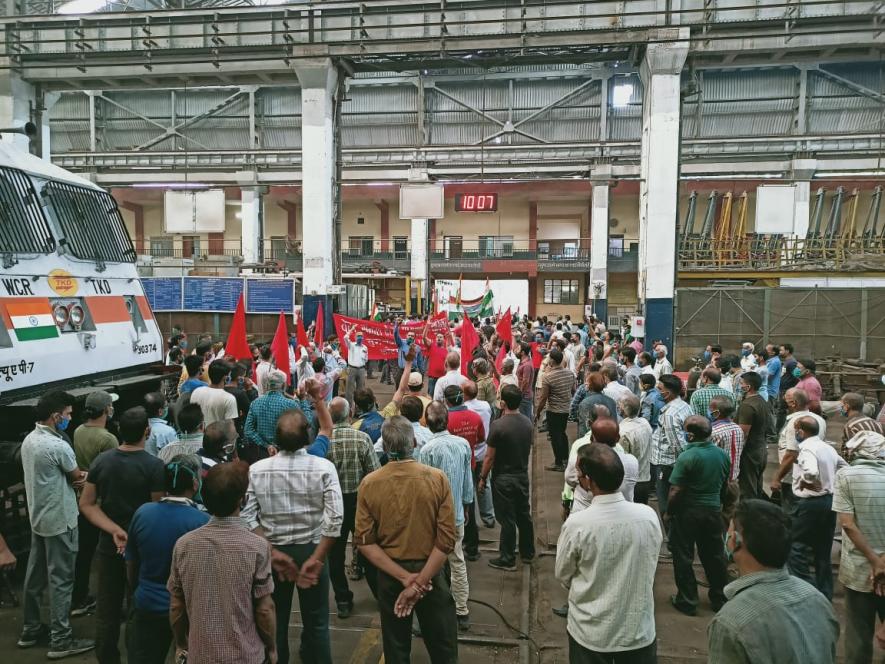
[329,397,350,424]
[619,394,640,418]
[380,416,416,460]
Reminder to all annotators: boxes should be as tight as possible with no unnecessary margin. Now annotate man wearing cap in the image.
[144,392,178,457]
[244,370,315,460]
[71,391,120,618]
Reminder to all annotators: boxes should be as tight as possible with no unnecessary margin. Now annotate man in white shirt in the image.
[769,388,827,512]
[254,345,273,395]
[556,443,662,663]
[740,342,758,372]
[652,345,673,379]
[786,415,847,600]
[565,418,639,512]
[601,364,632,412]
[189,360,238,438]
[344,326,369,410]
[433,352,469,401]
[617,395,654,504]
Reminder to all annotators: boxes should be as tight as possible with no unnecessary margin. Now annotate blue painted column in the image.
[638,33,688,355]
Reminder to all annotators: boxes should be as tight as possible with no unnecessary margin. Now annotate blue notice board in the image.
[246,279,294,313]
[141,277,183,311]
[183,277,244,312]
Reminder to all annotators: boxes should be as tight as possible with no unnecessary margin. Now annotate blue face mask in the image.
[356,336,364,345]
[725,530,741,563]
[180,340,188,350]
[839,407,848,417]
[703,350,712,362]
[741,349,751,357]
[795,432,804,444]
[56,415,71,432]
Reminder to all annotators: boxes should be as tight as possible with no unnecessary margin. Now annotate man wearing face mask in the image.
[344,325,369,411]
[650,375,693,520]
[703,344,722,370]
[689,368,733,419]
[652,345,673,380]
[666,416,731,616]
[125,454,208,664]
[71,391,120,618]
[794,359,823,412]
[708,500,839,664]
[144,392,178,457]
[786,416,847,600]
[770,388,826,513]
[739,342,757,372]
[19,390,95,659]
[735,372,769,501]
[423,329,450,399]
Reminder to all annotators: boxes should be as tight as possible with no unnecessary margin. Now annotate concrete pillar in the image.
[0,70,34,152]
[120,201,145,254]
[590,167,612,325]
[38,92,59,161]
[240,187,262,264]
[378,200,390,252]
[410,218,428,314]
[637,33,688,352]
[295,59,339,323]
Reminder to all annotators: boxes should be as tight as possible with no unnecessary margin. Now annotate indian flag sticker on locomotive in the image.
[6,300,59,341]
[48,269,78,297]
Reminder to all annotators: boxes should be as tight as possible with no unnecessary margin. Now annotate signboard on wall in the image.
[246,279,294,314]
[399,184,444,219]
[164,189,226,233]
[141,277,183,311]
[755,185,796,234]
[183,277,244,312]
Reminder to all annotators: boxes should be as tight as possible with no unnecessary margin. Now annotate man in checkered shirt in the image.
[242,379,343,664]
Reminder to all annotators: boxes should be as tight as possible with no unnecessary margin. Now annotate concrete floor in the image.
[0,377,856,663]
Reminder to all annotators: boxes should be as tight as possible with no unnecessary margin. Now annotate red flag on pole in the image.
[225,293,252,360]
[296,309,310,350]
[459,315,479,377]
[314,302,324,347]
[494,307,512,373]
[271,311,291,381]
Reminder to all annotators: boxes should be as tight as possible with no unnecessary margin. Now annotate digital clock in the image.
[455,193,498,212]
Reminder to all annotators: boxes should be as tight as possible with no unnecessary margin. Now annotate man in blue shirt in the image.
[125,454,209,664]
[639,374,665,431]
[145,392,178,457]
[764,344,783,445]
[352,387,385,444]
[393,321,422,385]
[243,370,315,460]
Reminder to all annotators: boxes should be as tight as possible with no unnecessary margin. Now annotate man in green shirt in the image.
[666,415,731,616]
[708,500,838,664]
[71,390,119,616]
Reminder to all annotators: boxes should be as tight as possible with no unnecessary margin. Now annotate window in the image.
[150,236,174,257]
[43,181,135,264]
[479,235,513,257]
[0,167,56,255]
[444,236,463,259]
[608,235,624,257]
[538,240,578,259]
[543,279,580,304]
[348,236,374,256]
[393,236,408,260]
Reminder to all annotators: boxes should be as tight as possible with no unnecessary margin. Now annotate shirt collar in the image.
[161,496,197,507]
[448,405,467,412]
[724,567,791,600]
[209,515,248,528]
[34,423,63,439]
[149,417,170,425]
[589,492,625,506]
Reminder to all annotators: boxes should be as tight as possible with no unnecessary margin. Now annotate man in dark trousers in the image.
[666,415,731,616]
[479,384,536,572]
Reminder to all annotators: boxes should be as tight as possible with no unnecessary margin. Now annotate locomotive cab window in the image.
[0,167,56,255]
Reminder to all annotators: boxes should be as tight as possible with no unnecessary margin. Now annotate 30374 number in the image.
[135,343,158,355]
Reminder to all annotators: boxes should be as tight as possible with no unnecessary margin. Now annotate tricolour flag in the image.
[5,299,59,342]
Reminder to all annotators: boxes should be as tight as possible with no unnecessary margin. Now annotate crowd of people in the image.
[5,311,885,663]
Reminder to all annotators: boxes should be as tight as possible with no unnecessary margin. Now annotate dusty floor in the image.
[0,377,858,663]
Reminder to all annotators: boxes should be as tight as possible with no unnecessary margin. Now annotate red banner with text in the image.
[333,312,450,360]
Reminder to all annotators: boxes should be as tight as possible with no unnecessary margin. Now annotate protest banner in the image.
[333,312,449,360]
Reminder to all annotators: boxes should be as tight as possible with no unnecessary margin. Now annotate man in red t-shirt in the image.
[443,385,485,561]
[423,329,450,398]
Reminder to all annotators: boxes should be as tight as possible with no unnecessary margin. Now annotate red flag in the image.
[314,302,324,347]
[459,316,479,377]
[296,310,310,351]
[495,307,512,345]
[225,293,252,360]
[270,311,291,381]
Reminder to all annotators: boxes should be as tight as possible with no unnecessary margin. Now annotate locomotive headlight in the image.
[69,304,85,328]
[53,304,70,326]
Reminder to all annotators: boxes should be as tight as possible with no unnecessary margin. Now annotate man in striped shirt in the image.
[708,500,838,664]
[535,348,576,472]
[710,396,744,483]
[833,430,885,663]
[840,392,883,454]
[417,402,475,632]
[651,375,693,519]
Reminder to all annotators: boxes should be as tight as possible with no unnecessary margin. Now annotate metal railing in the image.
[679,235,885,271]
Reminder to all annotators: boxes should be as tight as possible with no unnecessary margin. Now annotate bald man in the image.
[565,417,640,513]
[325,396,380,617]
[432,352,469,401]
